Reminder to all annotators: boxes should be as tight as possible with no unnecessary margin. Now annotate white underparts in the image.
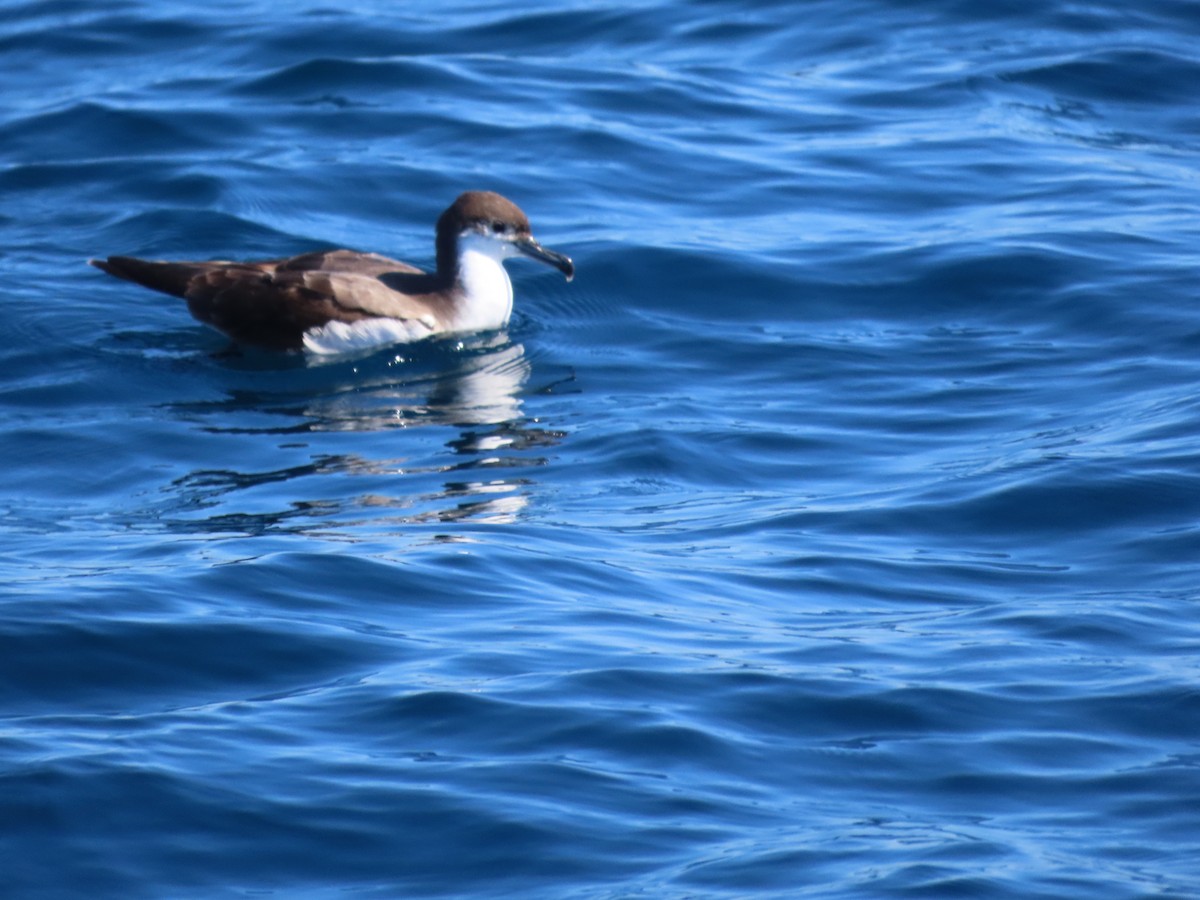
[452,232,515,334]
[302,317,436,355]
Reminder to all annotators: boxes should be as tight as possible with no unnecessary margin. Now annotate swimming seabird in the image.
[90,191,574,354]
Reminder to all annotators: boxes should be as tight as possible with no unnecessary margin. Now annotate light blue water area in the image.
[2,1,1200,897]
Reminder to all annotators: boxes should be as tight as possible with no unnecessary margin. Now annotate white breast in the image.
[452,232,515,334]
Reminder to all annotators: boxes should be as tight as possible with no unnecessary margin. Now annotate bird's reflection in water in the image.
[162,336,569,535]
[304,336,531,431]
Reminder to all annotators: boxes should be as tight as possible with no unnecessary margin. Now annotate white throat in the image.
[454,232,515,333]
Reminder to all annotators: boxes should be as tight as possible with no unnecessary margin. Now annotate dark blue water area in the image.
[3,0,1200,896]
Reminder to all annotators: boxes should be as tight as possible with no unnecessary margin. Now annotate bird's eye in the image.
[492,222,507,234]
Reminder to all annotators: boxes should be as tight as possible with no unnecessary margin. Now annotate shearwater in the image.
[90,191,574,354]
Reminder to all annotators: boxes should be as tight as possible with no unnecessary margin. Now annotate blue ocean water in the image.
[3,0,1200,896]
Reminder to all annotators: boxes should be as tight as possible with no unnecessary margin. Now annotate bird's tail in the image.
[89,255,206,299]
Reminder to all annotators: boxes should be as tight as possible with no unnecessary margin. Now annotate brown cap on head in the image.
[435,191,574,282]
[438,191,532,236]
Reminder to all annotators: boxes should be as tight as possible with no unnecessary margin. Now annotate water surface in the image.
[2,1,1200,897]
